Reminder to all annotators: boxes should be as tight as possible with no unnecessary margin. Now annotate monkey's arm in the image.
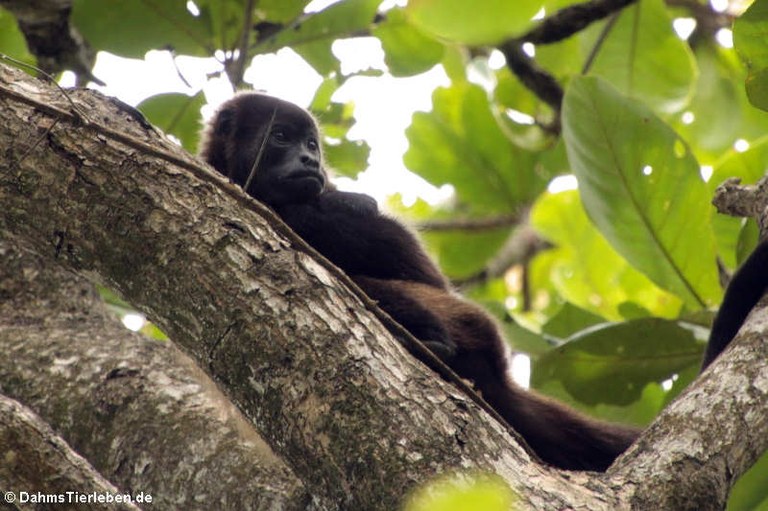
[275,191,448,289]
[352,276,457,361]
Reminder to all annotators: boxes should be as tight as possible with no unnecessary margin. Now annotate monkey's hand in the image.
[319,190,378,217]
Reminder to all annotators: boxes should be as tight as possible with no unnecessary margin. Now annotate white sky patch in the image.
[548,174,578,193]
[122,313,146,332]
[505,109,535,125]
[710,0,729,13]
[673,18,697,40]
[488,50,506,70]
[734,138,750,152]
[700,165,714,182]
[511,353,531,389]
[522,42,536,57]
[716,28,733,48]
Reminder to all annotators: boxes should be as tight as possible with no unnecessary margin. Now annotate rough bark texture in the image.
[0,241,311,510]
[0,62,766,509]
[0,395,141,511]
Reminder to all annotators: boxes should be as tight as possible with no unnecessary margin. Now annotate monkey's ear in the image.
[214,106,236,136]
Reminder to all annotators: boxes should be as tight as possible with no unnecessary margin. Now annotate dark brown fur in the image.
[200,92,765,471]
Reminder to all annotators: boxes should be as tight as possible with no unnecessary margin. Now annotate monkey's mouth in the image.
[288,171,324,184]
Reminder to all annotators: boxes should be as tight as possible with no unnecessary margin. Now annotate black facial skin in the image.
[200,92,768,471]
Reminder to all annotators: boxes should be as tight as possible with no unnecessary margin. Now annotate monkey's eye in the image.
[307,138,319,151]
[271,129,288,143]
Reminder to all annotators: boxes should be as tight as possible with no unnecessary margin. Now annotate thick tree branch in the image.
[522,0,638,44]
[0,241,310,510]
[0,395,141,511]
[610,302,768,509]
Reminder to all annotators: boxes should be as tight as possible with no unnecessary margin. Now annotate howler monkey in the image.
[200,92,768,471]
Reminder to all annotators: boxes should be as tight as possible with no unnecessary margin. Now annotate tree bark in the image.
[0,395,141,511]
[0,240,311,510]
[0,61,766,510]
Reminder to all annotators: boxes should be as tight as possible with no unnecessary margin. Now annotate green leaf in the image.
[562,76,721,309]
[531,190,682,320]
[728,450,768,511]
[195,0,244,50]
[500,319,556,358]
[72,0,212,58]
[405,473,516,511]
[532,318,704,406]
[674,44,741,153]
[404,83,546,213]
[422,229,509,279]
[405,0,540,45]
[746,69,768,115]
[137,92,206,152]
[324,140,370,178]
[585,0,696,114]
[0,9,34,67]
[256,0,380,74]
[257,0,309,23]
[372,8,444,77]
[542,302,606,338]
[734,0,768,112]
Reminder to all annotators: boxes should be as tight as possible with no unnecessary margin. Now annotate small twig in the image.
[418,214,520,232]
[581,11,621,74]
[0,53,88,123]
[230,0,256,86]
[243,108,277,193]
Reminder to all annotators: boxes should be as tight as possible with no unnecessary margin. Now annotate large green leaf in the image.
[532,318,704,406]
[372,8,444,77]
[72,0,213,58]
[585,0,696,114]
[673,44,741,154]
[404,83,545,213]
[405,0,540,45]
[531,190,682,320]
[563,76,721,309]
[734,0,768,112]
[137,92,206,152]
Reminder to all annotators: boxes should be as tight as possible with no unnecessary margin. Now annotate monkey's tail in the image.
[702,239,768,370]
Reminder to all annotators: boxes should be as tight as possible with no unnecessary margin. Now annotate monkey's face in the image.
[203,94,328,207]
[247,119,326,206]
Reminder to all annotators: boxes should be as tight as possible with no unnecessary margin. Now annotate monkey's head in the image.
[200,93,326,206]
